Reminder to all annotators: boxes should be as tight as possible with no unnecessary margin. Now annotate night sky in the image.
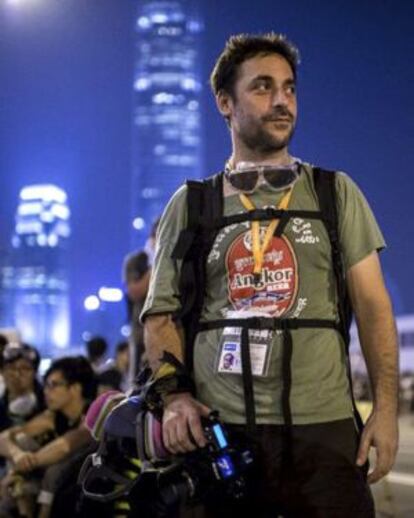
[1,0,413,345]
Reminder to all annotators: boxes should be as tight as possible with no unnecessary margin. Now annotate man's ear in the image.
[216,90,234,120]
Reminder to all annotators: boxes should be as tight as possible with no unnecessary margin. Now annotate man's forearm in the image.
[144,314,185,372]
[355,296,399,414]
[32,437,71,468]
[0,430,24,460]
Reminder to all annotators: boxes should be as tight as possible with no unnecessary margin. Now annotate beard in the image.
[235,107,296,154]
[240,123,295,153]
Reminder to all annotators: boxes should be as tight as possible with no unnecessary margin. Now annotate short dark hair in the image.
[123,251,149,283]
[116,341,128,355]
[210,32,300,97]
[45,356,96,401]
[85,336,108,362]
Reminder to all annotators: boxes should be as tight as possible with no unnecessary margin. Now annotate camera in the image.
[156,412,254,507]
[79,393,254,511]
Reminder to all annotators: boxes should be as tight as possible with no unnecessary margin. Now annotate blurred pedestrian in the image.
[123,217,159,388]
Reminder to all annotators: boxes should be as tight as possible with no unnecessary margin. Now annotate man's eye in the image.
[285,85,296,95]
[255,82,270,92]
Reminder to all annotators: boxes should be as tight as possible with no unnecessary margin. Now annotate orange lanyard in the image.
[239,189,292,276]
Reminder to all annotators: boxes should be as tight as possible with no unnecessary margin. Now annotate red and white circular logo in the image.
[226,230,298,316]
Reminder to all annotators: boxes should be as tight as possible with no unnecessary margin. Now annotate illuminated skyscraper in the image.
[131,0,204,247]
[0,185,71,355]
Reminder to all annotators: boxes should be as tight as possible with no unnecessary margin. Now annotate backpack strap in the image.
[171,180,204,322]
[171,173,223,370]
[313,167,363,431]
[313,168,352,344]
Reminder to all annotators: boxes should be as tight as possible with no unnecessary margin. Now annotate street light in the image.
[84,295,100,311]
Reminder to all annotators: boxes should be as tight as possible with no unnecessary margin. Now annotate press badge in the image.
[217,310,273,377]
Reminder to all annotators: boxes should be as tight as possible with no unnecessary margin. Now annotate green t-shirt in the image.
[142,163,385,424]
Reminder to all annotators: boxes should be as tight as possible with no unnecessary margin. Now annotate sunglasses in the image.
[226,162,300,193]
[2,343,37,364]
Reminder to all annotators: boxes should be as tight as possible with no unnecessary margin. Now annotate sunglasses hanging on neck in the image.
[225,161,300,193]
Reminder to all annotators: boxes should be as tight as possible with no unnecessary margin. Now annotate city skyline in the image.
[0,0,413,351]
[131,0,204,249]
[0,184,71,355]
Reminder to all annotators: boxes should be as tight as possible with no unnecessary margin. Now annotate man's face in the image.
[223,353,234,370]
[44,370,76,412]
[219,53,297,155]
[3,359,35,395]
[116,348,129,373]
[127,270,151,303]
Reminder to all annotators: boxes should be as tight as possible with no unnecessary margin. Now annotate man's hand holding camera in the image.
[162,392,211,454]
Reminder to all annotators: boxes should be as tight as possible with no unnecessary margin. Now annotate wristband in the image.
[143,352,195,410]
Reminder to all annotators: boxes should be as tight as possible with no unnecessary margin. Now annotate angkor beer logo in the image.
[226,229,298,316]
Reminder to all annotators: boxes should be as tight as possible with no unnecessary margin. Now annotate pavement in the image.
[371,414,414,518]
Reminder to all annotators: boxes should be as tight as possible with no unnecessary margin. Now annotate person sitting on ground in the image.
[0,356,97,518]
[0,343,44,433]
[96,341,130,394]
[0,342,45,483]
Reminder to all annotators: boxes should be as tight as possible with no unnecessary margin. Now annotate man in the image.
[85,336,111,375]
[141,33,399,517]
[0,356,96,518]
[0,343,44,432]
[123,217,160,386]
[222,352,235,371]
[124,250,151,383]
[0,343,44,484]
[96,341,130,394]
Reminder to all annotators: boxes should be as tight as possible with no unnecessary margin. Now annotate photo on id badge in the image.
[217,330,272,377]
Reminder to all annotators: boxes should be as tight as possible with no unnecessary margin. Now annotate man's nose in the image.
[271,88,288,107]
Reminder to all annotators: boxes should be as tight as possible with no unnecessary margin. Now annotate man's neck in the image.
[229,145,293,169]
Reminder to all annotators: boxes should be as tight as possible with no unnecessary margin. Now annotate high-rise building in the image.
[131,0,204,248]
[0,185,71,356]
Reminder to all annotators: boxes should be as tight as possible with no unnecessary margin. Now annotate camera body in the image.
[80,394,253,510]
[158,412,254,506]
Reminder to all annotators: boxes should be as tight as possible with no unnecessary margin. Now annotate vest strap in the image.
[211,209,324,229]
[198,317,340,333]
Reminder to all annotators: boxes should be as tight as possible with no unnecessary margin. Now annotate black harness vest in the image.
[172,167,361,435]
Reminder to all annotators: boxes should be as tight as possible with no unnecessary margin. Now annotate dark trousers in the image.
[201,418,375,518]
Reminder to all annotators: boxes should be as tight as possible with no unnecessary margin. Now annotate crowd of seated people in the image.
[0,333,131,518]
[0,325,411,518]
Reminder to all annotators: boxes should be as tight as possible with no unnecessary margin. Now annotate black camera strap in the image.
[78,440,141,503]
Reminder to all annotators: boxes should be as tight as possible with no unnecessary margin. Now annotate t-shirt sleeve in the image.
[141,185,188,320]
[336,171,386,271]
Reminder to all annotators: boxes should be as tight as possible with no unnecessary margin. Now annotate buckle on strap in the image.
[245,316,272,329]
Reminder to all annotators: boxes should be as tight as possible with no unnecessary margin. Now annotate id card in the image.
[216,309,274,377]
[217,341,271,377]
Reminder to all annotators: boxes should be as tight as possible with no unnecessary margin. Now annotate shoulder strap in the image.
[313,167,352,344]
[172,173,223,370]
[171,180,204,322]
[313,167,364,431]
